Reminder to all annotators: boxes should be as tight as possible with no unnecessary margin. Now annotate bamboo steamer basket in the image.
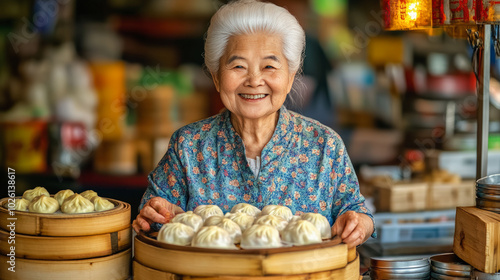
[0,248,131,280]
[0,227,131,260]
[134,232,358,278]
[133,252,359,280]
[0,197,131,236]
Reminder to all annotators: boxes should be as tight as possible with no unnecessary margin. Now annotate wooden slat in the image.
[261,244,348,275]
[134,236,265,276]
[0,227,131,260]
[135,254,359,280]
[453,207,500,273]
[0,249,131,280]
[0,197,131,236]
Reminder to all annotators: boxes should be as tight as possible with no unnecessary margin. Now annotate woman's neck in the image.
[230,112,279,159]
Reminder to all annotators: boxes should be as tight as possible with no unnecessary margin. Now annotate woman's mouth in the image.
[239,94,267,100]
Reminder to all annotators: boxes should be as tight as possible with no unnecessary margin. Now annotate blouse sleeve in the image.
[139,131,189,212]
[330,138,377,238]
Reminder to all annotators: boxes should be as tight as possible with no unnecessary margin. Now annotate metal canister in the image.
[471,269,500,280]
[429,253,471,279]
[370,257,430,279]
[476,174,500,212]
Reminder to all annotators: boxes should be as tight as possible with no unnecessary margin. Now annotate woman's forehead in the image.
[224,33,284,58]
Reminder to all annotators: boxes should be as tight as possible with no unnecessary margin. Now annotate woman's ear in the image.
[212,72,220,92]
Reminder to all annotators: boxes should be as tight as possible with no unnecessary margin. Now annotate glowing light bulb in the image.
[408,2,418,21]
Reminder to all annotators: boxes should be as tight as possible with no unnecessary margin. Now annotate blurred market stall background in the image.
[1,0,500,270]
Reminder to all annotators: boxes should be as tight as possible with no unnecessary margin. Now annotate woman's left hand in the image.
[331,211,374,248]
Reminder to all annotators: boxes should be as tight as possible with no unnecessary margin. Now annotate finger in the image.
[135,216,151,232]
[342,226,364,246]
[341,216,359,239]
[344,235,363,249]
[149,199,173,220]
[132,220,140,233]
[141,206,167,224]
[332,218,345,238]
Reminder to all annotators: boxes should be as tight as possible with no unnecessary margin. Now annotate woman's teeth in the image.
[240,94,266,99]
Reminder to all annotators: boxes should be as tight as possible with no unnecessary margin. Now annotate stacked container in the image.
[429,253,471,279]
[369,257,430,279]
[476,174,500,213]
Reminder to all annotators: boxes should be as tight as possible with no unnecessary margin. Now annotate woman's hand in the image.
[132,197,184,233]
[331,211,374,248]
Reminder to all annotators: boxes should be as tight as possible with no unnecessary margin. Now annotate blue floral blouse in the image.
[140,106,374,232]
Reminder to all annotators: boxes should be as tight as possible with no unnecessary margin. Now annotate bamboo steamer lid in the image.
[133,253,360,280]
[0,227,131,260]
[0,248,131,280]
[0,197,131,236]
[134,232,354,277]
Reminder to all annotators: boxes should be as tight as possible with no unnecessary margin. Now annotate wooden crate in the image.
[453,207,500,273]
[427,181,475,210]
[373,181,428,212]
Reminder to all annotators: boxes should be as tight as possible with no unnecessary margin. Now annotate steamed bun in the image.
[171,211,203,231]
[281,220,322,246]
[90,196,115,212]
[14,198,30,211]
[54,189,75,206]
[61,194,94,214]
[191,226,237,249]
[260,205,293,221]
[230,203,261,217]
[23,187,50,202]
[158,222,195,246]
[28,195,59,214]
[300,213,332,239]
[194,205,224,221]
[240,224,282,249]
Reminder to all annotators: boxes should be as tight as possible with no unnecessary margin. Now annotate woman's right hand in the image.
[132,197,183,233]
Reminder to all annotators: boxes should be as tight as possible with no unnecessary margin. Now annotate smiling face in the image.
[212,32,296,122]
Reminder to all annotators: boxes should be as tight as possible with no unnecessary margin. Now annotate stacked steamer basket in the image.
[453,174,500,276]
[369,257,430,279]
[133,232,359,280]
[429,253,472,280]
[0,196,132,280]
[476,174,500,213]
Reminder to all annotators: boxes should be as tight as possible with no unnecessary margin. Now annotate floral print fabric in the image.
[140,106,374,231]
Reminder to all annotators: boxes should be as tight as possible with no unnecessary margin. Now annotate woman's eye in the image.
[234,65,244,69]
[265,65,275,69]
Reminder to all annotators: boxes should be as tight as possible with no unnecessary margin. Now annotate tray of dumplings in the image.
[135,203,356,277]
[0,186,131,236]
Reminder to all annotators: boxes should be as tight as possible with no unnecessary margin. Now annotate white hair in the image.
[204,0,305,75]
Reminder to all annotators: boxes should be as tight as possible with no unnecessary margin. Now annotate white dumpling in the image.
[80,190,98,201]
[23,186,50,202]
[230,203,261,217]
[61,194,95,214]
[261,205,293,221]
[54,189,75,206]
[290,215,302,223]
[14,198,30,211]
[90,196,115,212]
[240,224,282,249]
[282,220,322,246]
[28,196,59,214]
[171,211,203,231]
[204,215,225,226]
[158,222,195,246]
[191,226,237,249]
[300,213,332,239]
[225,212,255,231]
[216,218,242,244]
[193,205,224,221]
[254,214,288,232]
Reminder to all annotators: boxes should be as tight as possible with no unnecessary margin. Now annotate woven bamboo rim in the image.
[134,232,352,276]
[133,253,360,280]
[0,227,131,260]
[0,248,131,280]
[0,197,131,236]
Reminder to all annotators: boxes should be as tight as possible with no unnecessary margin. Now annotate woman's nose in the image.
[245,70,264,87]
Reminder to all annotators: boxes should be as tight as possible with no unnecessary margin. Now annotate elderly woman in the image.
[133,0,375,248]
